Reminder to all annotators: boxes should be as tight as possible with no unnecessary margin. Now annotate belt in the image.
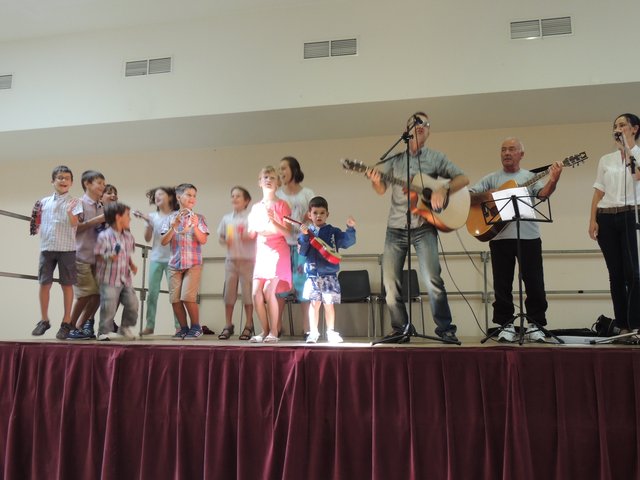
[597,205,636,214]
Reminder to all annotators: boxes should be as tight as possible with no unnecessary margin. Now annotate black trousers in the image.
[489,238,548,326]
[596,211,640,330]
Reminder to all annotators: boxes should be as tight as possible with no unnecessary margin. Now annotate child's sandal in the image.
[239,326,254,341]
[218,325,234,340]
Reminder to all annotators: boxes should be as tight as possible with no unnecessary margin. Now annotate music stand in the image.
[479,191,564,345]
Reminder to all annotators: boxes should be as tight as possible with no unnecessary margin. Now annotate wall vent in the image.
[541,16,572,36]
[304,41,330,59]
[510,20,541,39]
[0,74,13,90]
[331,38,357,56]
[125,57,172,77]
[511,16,572,39]
[148,57,172,74]
[304,38,357,59]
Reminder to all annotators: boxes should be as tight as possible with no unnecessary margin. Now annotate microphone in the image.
[413,115,425,126]
[614,131,622,141]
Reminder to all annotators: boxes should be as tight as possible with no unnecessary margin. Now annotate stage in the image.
[0,336,638,480]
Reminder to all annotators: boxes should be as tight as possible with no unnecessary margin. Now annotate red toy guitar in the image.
[283,216,342,265]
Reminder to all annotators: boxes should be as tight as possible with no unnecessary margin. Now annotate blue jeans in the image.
[382,225,455,336]
[99,284,138,335]
[146,261,179,330]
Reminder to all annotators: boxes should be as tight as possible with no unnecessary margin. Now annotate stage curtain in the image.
[0,343,638,479]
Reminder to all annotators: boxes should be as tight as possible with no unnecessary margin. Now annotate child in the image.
[101,184,118,204]
[161,183,209,339]
[247,166,292,343]
[66,170,106,340]
[31,166,83,338]
[276,156,315,338]
[298,196,356,344]
[134,187,179,335]
[217,186,256,340]
[94,202,139,340]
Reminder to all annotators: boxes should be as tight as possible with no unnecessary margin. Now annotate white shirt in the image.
[148,211,172,262]
[593,145,640,208]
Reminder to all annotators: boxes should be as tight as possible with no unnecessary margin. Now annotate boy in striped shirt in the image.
[94,202,139,340]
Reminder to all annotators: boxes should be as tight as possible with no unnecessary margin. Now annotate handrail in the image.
[0,206,612,334]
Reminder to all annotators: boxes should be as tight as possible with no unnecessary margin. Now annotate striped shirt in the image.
[94,227,136,287]
[39,192,83,252]
[162,212,209,270]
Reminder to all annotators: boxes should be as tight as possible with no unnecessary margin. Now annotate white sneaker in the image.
[326,329,343,344]
[98,332,120,341]
[497,323,516,343]
[120,326,137,340]
[306,331,320,344]
[526,323,546,343]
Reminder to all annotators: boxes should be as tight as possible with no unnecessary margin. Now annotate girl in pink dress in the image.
[248,166,292,343]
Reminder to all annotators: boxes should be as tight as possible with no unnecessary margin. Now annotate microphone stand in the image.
[374,118,456,345]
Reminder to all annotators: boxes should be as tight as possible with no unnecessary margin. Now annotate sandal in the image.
[264,334,279,343]
[239,326,254,341]
[218,325,234,340]
[249,334,263,343]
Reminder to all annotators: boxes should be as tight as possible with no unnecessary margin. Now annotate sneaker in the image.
[184,325,203,340]
[32,320,51,336]
[497,323,517,343]
[306,331,320,344]
[303,332,310,342]
[56,322,72,340]
[526,323,546,343]
[326,329,343,344]
[98,332,121,341]
[67,328,92,340]
[120,326,137,340]
[81,319,96,339]
[172,327,189,340]
[440,330,460,344]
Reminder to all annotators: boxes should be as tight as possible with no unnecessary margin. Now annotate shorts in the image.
[302,275,341,304]
[169,265,202,303]
[73,261,99,298]
[38,251,76,285]
[223,258,253,305]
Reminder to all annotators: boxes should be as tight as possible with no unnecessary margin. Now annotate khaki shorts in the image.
[169,265,202,303]
[73,261,99,298]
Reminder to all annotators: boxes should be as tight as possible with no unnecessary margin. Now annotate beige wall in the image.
[0,119,617,339]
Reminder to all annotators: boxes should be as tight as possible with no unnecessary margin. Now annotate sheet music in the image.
[491,187,536,220]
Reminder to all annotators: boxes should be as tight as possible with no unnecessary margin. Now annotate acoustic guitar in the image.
[340,158,470,232]
[466,151,587,241]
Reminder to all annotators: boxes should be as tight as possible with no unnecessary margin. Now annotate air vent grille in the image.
[125,57,172,77]
[148,57,172,74]
[510,20,541,39]
[304,41,330,59]
[331,38,357,56]
[541,16,572,36]
[304,38,357,59]
[125,60,149,77]
[0,74,12,89]
[511,16,572,39]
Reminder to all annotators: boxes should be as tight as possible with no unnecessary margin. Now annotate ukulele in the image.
[283,216,342,265]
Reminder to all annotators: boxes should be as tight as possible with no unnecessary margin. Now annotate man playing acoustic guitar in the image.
[468,137,563,342]
[368,111,468,343]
